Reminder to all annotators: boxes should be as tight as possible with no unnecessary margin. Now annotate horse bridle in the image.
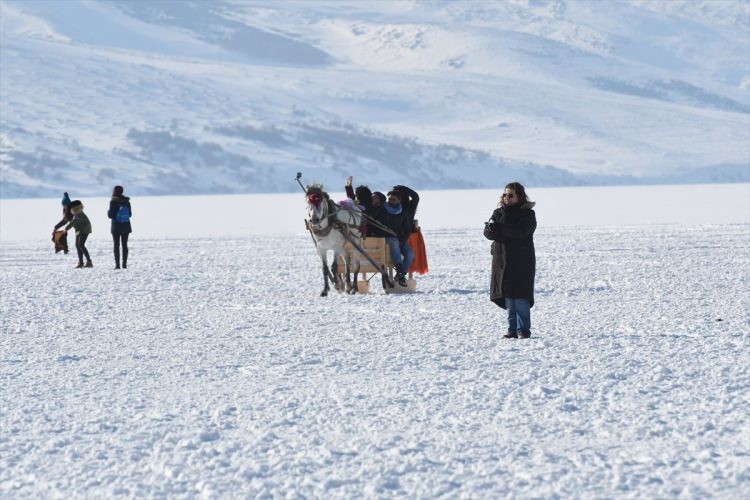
[308,197,337,237]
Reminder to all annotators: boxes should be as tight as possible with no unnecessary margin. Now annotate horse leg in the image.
[320,253,330,297]
[341,252,353,293]
[331,257,342,292]
[349,258,360,294]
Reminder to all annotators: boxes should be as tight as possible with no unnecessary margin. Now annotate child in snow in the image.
[65,200,93,268]
[52,192,73,254]
[53,192,72,231]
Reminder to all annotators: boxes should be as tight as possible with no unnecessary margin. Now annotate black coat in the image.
[377,206,410,243]
[484,202,536,308]
[346,184,384,237]
[108,195,132,235]
[392,185,419,233]
[53,206,72,231]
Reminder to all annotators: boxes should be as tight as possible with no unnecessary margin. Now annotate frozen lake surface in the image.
[1,185,749,497]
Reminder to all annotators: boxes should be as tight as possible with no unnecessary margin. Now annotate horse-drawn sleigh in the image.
[301,177,426,296]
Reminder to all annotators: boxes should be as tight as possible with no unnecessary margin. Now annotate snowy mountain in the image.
[1,0,748,198]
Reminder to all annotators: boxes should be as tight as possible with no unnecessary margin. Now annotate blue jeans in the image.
[401,241,414,273]
[385,237,404,272]
[506,297,531,334]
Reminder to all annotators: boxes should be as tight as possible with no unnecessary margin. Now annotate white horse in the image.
[305,185,362,296]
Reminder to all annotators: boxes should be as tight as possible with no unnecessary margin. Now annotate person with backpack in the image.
[64,200,93,268]
[108,185,132,269]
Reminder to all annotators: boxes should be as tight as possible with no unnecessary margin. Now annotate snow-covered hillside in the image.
[1,0,749,198]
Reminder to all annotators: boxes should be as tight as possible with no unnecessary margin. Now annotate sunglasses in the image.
[387,197,400,203]
[502,193,516,199]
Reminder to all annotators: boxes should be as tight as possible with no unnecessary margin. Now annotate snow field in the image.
[1,220,748,497]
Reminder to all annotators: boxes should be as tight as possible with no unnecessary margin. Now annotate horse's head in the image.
[306,185,329,227]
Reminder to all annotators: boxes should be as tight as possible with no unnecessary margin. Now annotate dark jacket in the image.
[65,211,92,235]
[392,185,419,233]
[108,195,132,234]
[346,185,383,236]
[484,202,536,308]
[377,205,410,243]
[54,206,72,231]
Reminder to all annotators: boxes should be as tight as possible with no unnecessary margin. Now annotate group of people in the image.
[343,176,536,338]
[52,186,133,269]
[50,179,537,340]
[344,176,421,287]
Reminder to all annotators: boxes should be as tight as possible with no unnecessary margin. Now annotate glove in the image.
[484,222,500,240]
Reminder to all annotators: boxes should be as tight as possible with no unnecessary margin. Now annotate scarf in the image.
[385,203,402,215]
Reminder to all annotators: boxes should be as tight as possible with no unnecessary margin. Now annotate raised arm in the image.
[394,185,419,207]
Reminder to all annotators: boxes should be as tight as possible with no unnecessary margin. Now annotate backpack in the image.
[115,205,131,223]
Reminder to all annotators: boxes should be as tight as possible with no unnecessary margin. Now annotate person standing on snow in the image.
[484,182,537,339]
[65,200,93,268]
[108,185,132,269]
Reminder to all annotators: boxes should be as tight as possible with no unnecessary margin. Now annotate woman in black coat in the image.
[484,182,537,339]
[107,185,132,269]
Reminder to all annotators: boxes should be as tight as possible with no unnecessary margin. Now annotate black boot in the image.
[503,330,518,339]
[395,264,407,287]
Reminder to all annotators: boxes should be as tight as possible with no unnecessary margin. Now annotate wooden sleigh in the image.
[341,237,418,294]
[337,220,428,294]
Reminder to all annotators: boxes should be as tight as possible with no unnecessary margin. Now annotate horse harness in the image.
[309,199,360,238]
